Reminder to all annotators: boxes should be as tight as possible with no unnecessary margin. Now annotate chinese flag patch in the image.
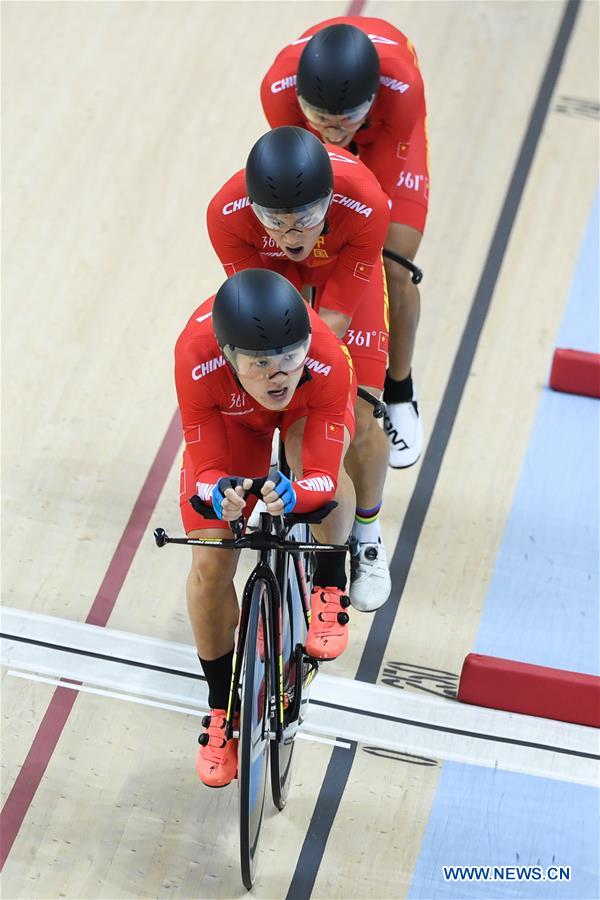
[325,421,344,443]
[397,141,410,159]
[184,425,202,444]
[353,261,374,282]
[378,331,389,353]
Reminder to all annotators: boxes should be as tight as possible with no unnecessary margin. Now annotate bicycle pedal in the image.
[302,650,323,665]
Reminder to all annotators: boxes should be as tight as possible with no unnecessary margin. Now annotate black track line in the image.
[3,633,594,760]
[5,632,600,760]
[0,632,204,681]
[309,700,599,761]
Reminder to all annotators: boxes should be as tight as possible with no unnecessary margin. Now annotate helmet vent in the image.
[252,316,269,341]
[266,174,279,201]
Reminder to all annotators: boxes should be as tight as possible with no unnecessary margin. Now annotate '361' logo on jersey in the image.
[396,171,429,196]
[228,393,246,409]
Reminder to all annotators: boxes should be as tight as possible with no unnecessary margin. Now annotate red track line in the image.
[86,410,182,627]
[0,409,182,871]
[347,0,366,14]
[0,686,80,870]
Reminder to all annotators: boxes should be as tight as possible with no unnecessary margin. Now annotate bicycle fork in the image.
[225,556,285,742]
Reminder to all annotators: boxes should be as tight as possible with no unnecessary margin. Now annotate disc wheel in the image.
[239,580,270,890]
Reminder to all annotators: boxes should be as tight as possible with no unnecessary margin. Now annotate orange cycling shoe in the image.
[305,586,351,660]
[196,709,239,788]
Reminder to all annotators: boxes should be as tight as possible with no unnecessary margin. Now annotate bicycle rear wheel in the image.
[239,579,270,890]
[270,522,311,810]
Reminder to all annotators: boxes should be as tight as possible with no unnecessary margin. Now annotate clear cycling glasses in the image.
[251,192,332,232]
[223,334,312,380]
[298,94,375,128]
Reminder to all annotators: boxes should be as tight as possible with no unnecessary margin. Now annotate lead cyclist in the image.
[175,269,357,787]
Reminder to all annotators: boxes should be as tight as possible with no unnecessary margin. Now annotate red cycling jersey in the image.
[175,296,356,532]
[206,145,390,388]
[260,16,429,232]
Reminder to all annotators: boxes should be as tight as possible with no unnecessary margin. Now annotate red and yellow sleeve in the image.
[260,59,305,129]
[206,191,263,276]
[292,347,356,511]
[174,338,229,498]
[360,68,426,199]
[318,193,390,317]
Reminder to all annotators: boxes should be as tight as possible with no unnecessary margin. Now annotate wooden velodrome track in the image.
[2,1,598,898]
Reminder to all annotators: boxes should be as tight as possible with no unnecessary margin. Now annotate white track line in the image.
[2,607,598,785]
[6,669,351,750]
[7,669,207,716]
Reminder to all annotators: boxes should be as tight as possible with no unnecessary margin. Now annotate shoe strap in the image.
[313,590,348,630]
[318,609,342,625]
[204,712,237,750]
[313,588,342,609]
[206,719,227,750]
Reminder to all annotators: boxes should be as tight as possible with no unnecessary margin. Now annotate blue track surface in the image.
[410,765,599,899]
[474,190,599,675]
[409,192,599,899]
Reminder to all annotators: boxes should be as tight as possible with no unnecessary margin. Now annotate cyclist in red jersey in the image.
[261,17,429,469]
[207,126,392,612]
[176,269,356,786]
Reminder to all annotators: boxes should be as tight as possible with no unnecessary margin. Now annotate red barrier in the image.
[458,653,600,727]
[549,348,600,398]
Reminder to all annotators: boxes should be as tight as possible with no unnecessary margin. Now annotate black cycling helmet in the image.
[297,24,380,114]
[245,126,333,212]
[213,269,311,373]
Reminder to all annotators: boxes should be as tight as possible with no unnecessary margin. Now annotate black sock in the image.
[198,648,234,711]
[383,370,413,404]
[314,551,347,591]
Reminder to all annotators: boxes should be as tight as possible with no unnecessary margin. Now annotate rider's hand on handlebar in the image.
[261,470,297,515]
[214,477,253,521]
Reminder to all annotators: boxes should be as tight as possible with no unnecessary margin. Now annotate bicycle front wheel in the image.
[270,521,311,810]
[239,579,270,891]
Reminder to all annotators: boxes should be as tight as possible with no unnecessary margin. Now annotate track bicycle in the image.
[154,389,384,889]
[154,466,347,889]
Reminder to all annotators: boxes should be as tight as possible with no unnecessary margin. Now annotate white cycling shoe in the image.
[383,398,424,468]
[349,540,392,611]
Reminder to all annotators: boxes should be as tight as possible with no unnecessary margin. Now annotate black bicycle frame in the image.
[276,446,312,635]
[225,545,286,741]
